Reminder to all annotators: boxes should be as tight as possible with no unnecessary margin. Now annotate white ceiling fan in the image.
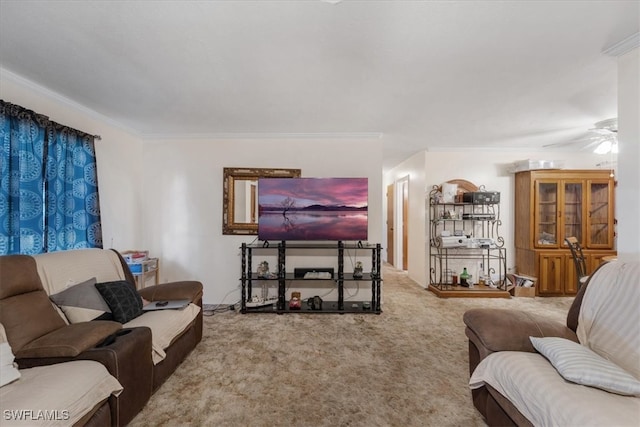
[544,118,618,153]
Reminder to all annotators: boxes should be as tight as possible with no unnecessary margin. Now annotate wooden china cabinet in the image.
[514,170,616,296]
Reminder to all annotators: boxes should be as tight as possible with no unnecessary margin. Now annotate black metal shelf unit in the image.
[240,241,382,314]
[428,186,507,291]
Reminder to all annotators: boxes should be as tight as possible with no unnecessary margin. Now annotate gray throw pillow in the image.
[49,277,113,323]
[95,280,143,324]
[530,336,640,396]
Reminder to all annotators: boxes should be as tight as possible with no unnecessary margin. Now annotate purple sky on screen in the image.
[259,178,368,208]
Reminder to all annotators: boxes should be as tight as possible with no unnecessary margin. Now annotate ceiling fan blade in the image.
[581,139,606,150]
[593,118,618,132]
[589,128,617,135]
[543,140,583,148]
[544,130,615,150]
[543,136,599,148]
[543,118,618,150]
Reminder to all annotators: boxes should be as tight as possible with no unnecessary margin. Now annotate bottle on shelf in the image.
[460,268,470,287]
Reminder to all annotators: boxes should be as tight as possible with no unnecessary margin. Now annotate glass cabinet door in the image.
[535,180,558,247]
[562,181,583,245]
[586,180,614,248]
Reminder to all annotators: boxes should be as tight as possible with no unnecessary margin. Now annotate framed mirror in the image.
[223,167,301,235]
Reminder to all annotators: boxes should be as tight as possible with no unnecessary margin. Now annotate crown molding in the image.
[426,145,534,153]
[0,67,140,137]
[603,32,640,57]
[142,132,384,141]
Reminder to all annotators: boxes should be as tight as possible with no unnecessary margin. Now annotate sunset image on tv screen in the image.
[257,177,368,241]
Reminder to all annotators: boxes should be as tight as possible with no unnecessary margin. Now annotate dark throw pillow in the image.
[95,280,143,324]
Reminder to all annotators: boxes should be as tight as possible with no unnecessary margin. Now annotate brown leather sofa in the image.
[463,307,581,426]
[0,250,203,426]
[462,262,601,426]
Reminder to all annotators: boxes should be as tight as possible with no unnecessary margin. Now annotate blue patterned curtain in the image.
[0,100,102,255]
[45,126,102,251]
[0,103,48,254]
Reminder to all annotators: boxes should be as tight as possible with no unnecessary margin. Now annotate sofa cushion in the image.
[49,277,113,323]
[531,336,640,396]
[0,324,20,387]
[470,351,640,426]
[0,254,70,353]
[0,290,67,354]
[124,303,201,364]
[0,342,20,387]
[33,249,127,296]
[463,308,577,353]
[15,321,122,359]
[0,255,43,299]
[95,281,143,324]
[0,360,123,427]
[577,261,640,380]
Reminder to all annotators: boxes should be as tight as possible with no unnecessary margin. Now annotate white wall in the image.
[141,137,384,304]
[616,47,640,260]
[385,150,611,288]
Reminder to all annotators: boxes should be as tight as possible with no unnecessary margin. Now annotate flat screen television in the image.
[257,177,368,241]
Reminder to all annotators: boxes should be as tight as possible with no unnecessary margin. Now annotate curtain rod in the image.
[1,99,102,141]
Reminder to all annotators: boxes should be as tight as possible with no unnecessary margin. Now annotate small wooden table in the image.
[601,255,618,263]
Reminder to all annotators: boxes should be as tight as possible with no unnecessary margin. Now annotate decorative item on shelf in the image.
[289,291,301,310]
[306,295,323,310]
[123,251,147,264]
[460,268,470,287]
[121,249,159,289]
[246,295,278,308]
[441,182,458,203]
[462,191,501,204]
[257,261,270,278]
[353,261,364,278]
[444,269,453,284]
[441,209,458,219]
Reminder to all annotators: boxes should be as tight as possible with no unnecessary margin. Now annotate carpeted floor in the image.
[129,264,572,427]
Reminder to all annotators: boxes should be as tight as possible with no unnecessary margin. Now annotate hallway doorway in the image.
[387,176,409,270]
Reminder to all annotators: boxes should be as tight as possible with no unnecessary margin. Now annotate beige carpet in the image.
[130,264,572,427]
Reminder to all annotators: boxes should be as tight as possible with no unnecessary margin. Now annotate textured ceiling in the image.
[0,1,638,170]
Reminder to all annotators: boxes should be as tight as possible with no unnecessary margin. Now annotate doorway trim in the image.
[394,175,409,271]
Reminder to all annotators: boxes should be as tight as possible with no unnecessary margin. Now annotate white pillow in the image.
[0,324,21,387]
[530,336,640,396]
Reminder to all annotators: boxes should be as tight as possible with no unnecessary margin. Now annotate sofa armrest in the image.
[138,281,203,305]
[17,327,154,427]
[15,321,122,359]
[463,308,577,365]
